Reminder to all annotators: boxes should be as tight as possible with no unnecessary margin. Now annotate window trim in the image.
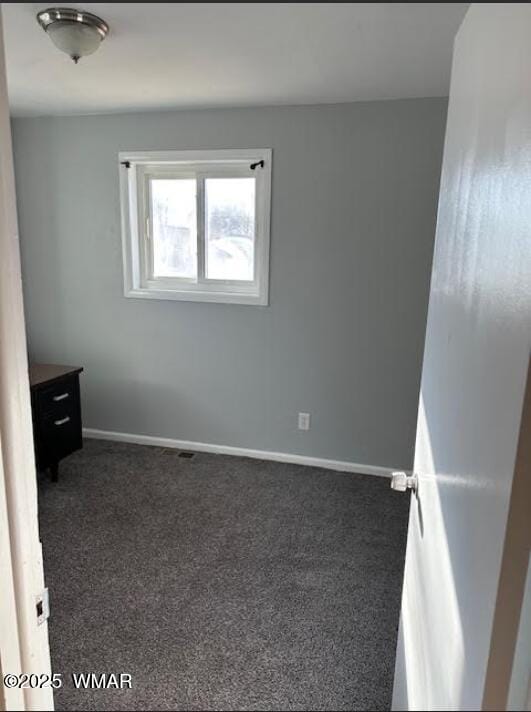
[119,149,272,306]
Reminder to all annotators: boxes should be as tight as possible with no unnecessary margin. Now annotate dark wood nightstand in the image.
[29,363,84,482]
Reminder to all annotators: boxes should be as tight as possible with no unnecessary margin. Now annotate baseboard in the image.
[82,427,392,478]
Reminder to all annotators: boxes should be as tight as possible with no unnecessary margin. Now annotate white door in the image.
[392,4,531,710]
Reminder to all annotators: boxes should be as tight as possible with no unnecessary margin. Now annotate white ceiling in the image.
[3,3,468,117]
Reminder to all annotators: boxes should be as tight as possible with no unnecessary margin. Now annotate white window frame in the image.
[119,149,272,305]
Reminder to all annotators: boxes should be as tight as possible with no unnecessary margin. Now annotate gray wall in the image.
[12,98,447,468]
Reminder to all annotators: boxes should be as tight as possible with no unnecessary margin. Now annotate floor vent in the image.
[178,451,195,459]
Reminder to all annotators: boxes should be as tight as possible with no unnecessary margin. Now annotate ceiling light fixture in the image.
[36,7,109,64]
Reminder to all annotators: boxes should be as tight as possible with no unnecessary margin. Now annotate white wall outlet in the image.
[298,412,311,431]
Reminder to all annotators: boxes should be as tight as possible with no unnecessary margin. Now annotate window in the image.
[120,149,271,305]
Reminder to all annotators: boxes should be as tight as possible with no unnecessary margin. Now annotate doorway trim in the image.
[0,9,53,711]
[482,359,531,710]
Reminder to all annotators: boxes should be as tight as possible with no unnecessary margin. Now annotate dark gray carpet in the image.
[38,438,409,712]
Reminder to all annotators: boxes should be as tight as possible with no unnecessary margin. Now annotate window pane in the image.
[205,178,255,281]
[151,179,197,278]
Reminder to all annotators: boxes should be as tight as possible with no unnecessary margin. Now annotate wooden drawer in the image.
[37,378,79,416]
[38,407,82,467]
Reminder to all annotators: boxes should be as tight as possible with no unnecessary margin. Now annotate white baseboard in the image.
[82,427,392,479]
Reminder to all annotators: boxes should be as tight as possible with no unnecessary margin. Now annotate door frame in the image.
[0,9,53,711]
[482,359,531,710]
[0,441,25,712]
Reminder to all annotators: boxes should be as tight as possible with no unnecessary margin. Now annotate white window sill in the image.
[124,287,269,306]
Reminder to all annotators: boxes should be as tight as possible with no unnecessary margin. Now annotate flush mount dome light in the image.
[37,7,109,63]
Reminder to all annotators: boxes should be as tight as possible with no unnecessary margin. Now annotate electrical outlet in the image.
[298,412,311,431]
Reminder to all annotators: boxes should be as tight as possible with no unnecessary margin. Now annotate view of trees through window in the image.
[206,177,255,281]
[151,179,197,279]
[151,176,255,282]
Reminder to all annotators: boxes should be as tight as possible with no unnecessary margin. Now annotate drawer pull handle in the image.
[54,417,70,426]
[53,393,70,402]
